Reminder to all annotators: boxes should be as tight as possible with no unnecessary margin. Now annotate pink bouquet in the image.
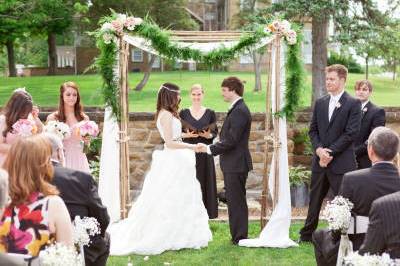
[76,121,99,154]
[12,119,37,137]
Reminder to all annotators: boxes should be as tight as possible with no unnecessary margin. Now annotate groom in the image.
[198,76,253,244]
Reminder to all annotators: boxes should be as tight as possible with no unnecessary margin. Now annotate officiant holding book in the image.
[180,84,218,219]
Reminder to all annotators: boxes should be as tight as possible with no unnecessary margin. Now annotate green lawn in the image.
[107,221,320,266]
[1,71,399,111]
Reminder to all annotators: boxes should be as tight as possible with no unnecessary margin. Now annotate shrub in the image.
[293,127,313,156]
[328,52,363,74]
[289,165,311,187]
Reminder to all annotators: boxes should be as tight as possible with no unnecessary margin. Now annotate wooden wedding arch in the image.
[96,15,303,229]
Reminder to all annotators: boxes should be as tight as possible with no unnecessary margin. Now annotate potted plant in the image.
[289,165,311,207]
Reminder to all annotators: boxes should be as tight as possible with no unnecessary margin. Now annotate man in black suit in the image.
[199,76,253,244]
[354,80,385,169]
[312,127,400,265]
[44,133,110,266]
[300,64,362,242]
[360,191,400,258]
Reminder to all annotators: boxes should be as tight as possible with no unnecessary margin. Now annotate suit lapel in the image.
[223,99,243,135]
[361,101,371,121]
[227,98,243,116]
[321,96,330,129]
[328,91,348,129]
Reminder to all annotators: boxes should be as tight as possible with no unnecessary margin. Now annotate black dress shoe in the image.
[298,236,312,243]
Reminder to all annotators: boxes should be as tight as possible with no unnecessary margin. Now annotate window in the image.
[131,48,143,62]
[151,56,160,68]
[239,54,253,64]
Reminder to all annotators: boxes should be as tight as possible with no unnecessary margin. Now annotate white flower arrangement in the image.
[344,252,396,266]
[39,243,82,266]
[44,121,71,140]
[323,196,354,233]
[73,216,101,247]
[100,13,143,44]
[264,20,298,45]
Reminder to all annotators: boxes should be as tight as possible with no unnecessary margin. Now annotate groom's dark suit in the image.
[300,91,362,240]
[51,162,110,266]
[209,98,252,243]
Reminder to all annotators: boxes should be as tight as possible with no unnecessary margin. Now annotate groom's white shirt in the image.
[206,97,242,154]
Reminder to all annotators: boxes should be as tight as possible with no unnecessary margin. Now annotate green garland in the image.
[94,14,304,120]
[280,26,305,119]
[95,39,120,119]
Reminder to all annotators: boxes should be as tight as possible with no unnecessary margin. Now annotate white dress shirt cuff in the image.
[206,145,212,155]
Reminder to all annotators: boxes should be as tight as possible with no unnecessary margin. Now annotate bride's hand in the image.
[193,143,207,153]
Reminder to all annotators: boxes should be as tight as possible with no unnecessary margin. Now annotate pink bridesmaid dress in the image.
[63,123,90,173]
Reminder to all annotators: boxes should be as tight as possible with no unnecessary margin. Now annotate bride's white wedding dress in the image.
[107,111,212,255]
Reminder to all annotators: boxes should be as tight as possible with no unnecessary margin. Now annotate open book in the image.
[181,120,217,134]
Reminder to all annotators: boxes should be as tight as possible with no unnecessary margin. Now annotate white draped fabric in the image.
[98,107,121,223]
[239,42,298,248]
[123,35,274,62]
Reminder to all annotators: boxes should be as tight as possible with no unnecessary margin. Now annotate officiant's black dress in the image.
[180,108,218,219]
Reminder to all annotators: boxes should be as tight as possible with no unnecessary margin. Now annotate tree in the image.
[30,0,85,75]
[376,21,400,81]
[352,25,380,79]
[263,0,389,105]
[232,0,270,92]
[87,0,198,91]
[0,1,29,77]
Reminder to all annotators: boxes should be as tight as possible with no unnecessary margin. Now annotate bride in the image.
[107,83,212,255]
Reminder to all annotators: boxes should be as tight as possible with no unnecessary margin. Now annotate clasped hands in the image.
[316,147,333,168]
[184,129,212,139]
[193,143,208,153]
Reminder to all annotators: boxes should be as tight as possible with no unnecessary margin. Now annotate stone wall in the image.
[39,107,400,198]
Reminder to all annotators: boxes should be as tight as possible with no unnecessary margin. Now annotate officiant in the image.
[180,84,218,219]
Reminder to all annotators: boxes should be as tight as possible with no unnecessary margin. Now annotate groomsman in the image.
[299,64,362,242]
[360,191,400,258]
[199,77,253,244]
[354,80,385,169]
[44,134,110,266]
[312,127,400,265]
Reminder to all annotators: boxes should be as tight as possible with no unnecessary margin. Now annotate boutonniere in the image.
[335,102,341,109]
[362,107,368,113]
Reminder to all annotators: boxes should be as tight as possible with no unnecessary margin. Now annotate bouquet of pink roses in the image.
[76,121,99,154]
[12,119,37,137]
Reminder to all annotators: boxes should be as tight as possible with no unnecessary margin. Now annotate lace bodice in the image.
[156,111,182,141]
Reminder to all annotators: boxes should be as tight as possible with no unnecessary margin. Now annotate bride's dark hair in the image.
[156,83,180,119]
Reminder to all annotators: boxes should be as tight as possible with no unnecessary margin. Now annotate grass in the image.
[0,71,399,111]
[106,221,324,266]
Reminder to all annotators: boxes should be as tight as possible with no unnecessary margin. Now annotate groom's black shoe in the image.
[217,191,227,204]
[298,235,312,243]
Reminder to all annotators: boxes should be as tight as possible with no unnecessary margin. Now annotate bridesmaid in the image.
[47,81,91,173]
[180,84,218,219]
[0,90,43,167]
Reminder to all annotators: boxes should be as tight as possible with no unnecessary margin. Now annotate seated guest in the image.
[44,133,110,266]
[312,127,400,266]
[0,169,24,266]
[0,135,73,256]
[354,80,385,169]
[359,191,400,258]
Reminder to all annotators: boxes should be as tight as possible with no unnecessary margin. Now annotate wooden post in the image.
[272,36,281,209]
[118,37,131,219]
[260,42,274,229]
